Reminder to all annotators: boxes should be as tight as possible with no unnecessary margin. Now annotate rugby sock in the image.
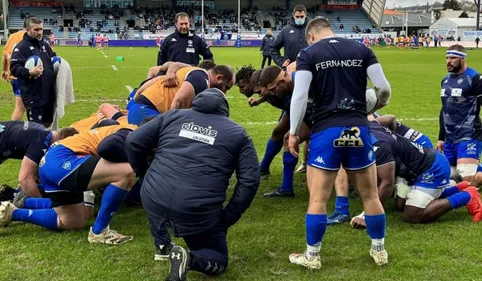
[365,214,386,252]
[92,184,128,235]
[24,198,52,209]
[259,138,283,172]
[440,186,460,199]
[305,213,327,260]
[335,196,350,216]
[447,191,471,209]
[12,209,58,230]
[280,151,297,192]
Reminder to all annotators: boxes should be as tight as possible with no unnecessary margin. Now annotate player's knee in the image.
[59,218,86,230]
[473,172,482,187]
[116,167,136,190]
[402,209,422,224]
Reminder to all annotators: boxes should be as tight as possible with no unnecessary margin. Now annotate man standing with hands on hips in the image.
[270,5,308,69]
[11,16,56,128]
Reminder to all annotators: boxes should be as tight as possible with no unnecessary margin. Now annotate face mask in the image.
[295,18,305,25]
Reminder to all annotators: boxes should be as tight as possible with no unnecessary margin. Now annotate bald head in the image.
[305,17,333,45]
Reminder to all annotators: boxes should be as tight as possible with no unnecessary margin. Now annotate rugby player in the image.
[127,65,234,125]
[0,124,138,245]
[438,44,482,181]
[374,113,433,148]
[350,121,482,227]
[287,18,391,268]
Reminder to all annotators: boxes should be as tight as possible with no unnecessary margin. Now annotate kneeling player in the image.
[373,113,433,148]
[0,125,137,245]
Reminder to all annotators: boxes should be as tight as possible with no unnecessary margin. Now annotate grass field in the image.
[0,46,482,281]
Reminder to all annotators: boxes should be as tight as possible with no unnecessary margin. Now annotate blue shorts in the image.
[11,80,20,97]
[39,144,91,193]
[126,90,136,110]
[415,135,433,149]
[307,126,375,171]
[413,151,451,189]
[443,140,482,166]
[127,102,160,125]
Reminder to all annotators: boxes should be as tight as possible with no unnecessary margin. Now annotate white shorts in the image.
[401,185,444,209]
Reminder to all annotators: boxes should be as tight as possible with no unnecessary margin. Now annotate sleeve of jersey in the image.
[473,74,482,98]
[25,141,44,165]
[375,143,395,167]
[295,49,312,72]
[184,70,209,95]
[365,48,379,67]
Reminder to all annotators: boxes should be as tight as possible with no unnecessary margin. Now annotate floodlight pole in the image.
[2,0,8,38]
[477,0,480,30]
[201,0,204,34]
[238,0,241,35]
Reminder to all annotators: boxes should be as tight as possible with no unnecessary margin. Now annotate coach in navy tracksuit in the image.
[126,88,260,281]
[10,17,56,127]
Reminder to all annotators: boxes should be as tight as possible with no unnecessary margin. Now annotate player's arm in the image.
[170,70,209,110]
[289,50,311,137]
[377,162,396,204]
[157,38,169,66]
[126,115,165,177]
[269,30,285,67]
[222,133,260,229]
[18,157,41,197]
[366,49,391,107]
[2,53,9,81]
[375,114,397,131]
[199,39,214,61]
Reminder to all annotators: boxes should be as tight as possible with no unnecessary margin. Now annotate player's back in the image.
[298,37,375,131]
[59,124,135,156]
[0,121,49,160]
[70,113,106,132]
[370,121,435,180]
[142,66,205,113]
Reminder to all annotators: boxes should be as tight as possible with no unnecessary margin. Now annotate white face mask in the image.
[295,18,305,25]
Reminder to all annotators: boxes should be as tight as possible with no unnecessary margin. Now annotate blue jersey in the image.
[296,37,379,133]
[0,121,51,165]
[440,67,482,143]
[369,121,436,183]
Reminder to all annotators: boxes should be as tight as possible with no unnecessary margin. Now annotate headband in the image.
[446,50,467,59]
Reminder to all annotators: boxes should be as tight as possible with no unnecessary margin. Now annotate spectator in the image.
[260,29,274,68]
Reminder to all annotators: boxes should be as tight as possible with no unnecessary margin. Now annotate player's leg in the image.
[289,128,343,269]
[327,168,350,225]
[167,225,228,279]
[86,159,136,244]
[264,121,310,197]
[456,140,482,181]
[11,80,25,120]
[343,126,387,266]
[259,111,288,175]
[443,142,458,178]
[141,186,175,261]
[261,56,266,68]
[471,164,482,187]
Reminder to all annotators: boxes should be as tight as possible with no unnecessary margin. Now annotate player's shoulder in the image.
[465,67,480,79]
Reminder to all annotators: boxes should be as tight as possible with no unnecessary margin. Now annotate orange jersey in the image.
[60,124,136,156]
[3,31,26,79]
[141,66,206,113]
[70,113,106,132]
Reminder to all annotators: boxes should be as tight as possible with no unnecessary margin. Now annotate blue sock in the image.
[440,186,460,199]
[447,191,471,209]
[335,196,350,216]
[24,198,52,209]
[365,214,386,240]
[12,209,58,230]
[306,213,327,246]
[92,184,128,234]
[259,138,283,172]
[280,151,298,192]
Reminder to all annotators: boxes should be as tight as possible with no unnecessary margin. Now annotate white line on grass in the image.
[76,99,124,102]
[125,85,133,92]
[104,55,108,58]
[111,65,118,71]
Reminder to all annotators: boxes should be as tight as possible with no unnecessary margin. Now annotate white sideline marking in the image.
[126,85,133,92]
[111,65,118,71]
[104,55,108,58]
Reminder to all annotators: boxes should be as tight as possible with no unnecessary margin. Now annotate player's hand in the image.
[288,134,300,158]
[248,97,260,107]
[29,65,43,78]
[436,141,444,153]
[164,72,178,87]
[350,212,366,229]
[2,71,9,82]
[282,59,290,67]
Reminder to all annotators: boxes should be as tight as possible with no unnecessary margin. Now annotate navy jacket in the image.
[157,30,214,66]
[10,33,56,107]
[126,89,260,236]
[260,34,274,56]
[270,20,308,66]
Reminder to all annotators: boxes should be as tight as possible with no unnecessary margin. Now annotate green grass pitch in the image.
[0,46,481,281]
